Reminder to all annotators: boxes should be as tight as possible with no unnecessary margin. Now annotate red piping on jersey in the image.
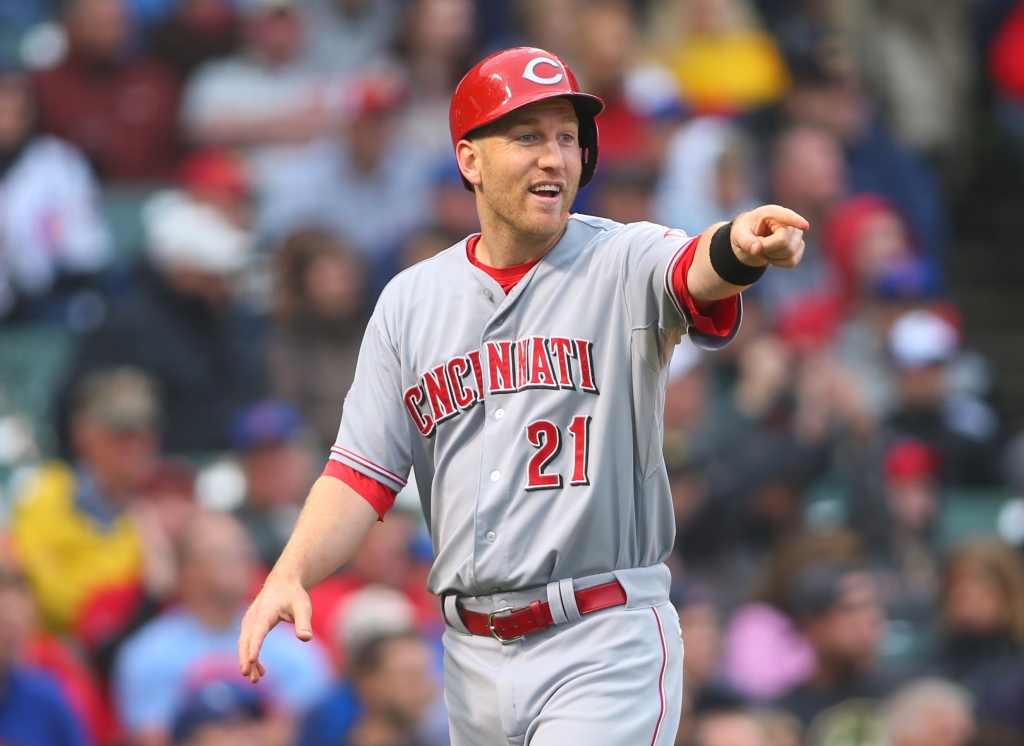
[330,446,407,486]
[666,235,738,337]
[651,607,668,746]
[322,459,398,521]
[466,234,540,293]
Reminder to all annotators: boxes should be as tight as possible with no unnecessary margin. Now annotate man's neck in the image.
[187,598,239,631]
[348,717,411,746]
[475,210,567,269]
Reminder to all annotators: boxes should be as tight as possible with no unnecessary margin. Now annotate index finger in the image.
[757,205,809,232]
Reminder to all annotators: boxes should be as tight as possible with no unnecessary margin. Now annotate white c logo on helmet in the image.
[523,57,564,85]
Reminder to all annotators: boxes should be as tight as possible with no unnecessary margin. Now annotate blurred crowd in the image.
[0,0,1023,745]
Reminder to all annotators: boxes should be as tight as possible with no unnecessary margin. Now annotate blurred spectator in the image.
[772,562,892,726]
[181,0,334,194]
[722,531,864,702]
[341,632,438,746]
[62,154,266,454]
[930,539,1024,701]
[0,561,90,746]
[688,707,767,746]
[268,230,368,450]
[399,161,479,269]
[573,0,656,168]
[593,163,657,225]
[990,1,1024,165]
[75,459,198,680]
[33,0,181,181]
[0,68,112,322]
[396,0,478,159]
[673,582,742,718]
[258,74,433,277]
[648,0,790,115]
[839,0,973,162]
[881,678,975,746]
[747,708,801,746]
[299,587,437,746]
[783,58,949,260]
[12,368,159,633]
[822,195,943,421]
[149,0,241,78]
[170,679,269,746]
[885,309,1002,486]
[113,511,331,746]
[757,125,846,315]
[978,660,1024,740]
[230,399,317,568]
[301,0,401,77]
[849,439,943,627]
[653,116,758,236]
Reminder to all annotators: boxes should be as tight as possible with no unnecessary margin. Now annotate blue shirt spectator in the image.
[112,513,331,742]
[0,668,90,746]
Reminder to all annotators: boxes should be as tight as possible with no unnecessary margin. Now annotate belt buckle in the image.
[486,606,524,644]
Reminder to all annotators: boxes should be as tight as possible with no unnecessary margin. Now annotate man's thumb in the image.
[293,596,314,641]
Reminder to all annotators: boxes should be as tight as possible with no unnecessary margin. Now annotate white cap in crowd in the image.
[888,309,960,369]
[142,190,253,276]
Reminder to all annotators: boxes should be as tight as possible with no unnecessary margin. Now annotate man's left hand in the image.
[731,205,809,269]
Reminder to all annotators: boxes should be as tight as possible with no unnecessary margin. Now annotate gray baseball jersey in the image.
[330,213,740,597]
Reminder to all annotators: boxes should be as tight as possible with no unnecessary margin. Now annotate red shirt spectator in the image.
[33,0,181,182]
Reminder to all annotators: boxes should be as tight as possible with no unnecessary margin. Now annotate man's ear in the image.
[456,139,484,189]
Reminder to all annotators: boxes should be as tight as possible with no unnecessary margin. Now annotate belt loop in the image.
[443,595,472,635]
[546,580,568,625]
[559,578,581,622]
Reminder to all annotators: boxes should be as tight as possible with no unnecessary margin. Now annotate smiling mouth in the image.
[529,184,562,200]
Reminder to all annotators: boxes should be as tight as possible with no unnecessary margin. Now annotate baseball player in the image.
[239,47,807,745]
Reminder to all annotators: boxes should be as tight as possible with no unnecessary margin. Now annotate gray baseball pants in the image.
[441,565,684,746]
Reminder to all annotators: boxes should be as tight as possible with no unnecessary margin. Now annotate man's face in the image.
[460,99,582,244]
[72,418,158,497]
[358,637,437,731]
[0,76,33,151]
[246,9,304,66]
[68,0,128,63]
[0,583,34,674]
[180,515,257,607]
[806,572,885,671]
[244,442,314,509]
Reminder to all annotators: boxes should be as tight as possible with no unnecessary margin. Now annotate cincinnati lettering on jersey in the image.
[404,337,598,436]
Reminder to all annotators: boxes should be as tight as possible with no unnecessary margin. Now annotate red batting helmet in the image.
[449,47,605,191]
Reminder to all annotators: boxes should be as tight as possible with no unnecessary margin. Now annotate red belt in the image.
[449,580,627,643]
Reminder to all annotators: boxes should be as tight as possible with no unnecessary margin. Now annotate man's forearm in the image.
[267,475,378,590]
[685,221,765,303]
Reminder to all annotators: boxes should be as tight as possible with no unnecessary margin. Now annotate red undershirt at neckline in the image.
[466,234,540,294]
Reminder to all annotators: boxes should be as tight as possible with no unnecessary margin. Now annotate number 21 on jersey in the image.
[525,415,592,490]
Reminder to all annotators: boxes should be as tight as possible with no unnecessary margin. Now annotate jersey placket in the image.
[470,259,543,594]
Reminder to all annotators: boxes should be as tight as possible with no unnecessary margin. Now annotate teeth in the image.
[532,185,560,194]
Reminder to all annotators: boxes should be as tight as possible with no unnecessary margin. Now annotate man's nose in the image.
[536,137,566,171]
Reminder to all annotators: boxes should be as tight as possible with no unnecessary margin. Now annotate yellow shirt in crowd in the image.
[11,462,143,633]
[670,30,791,114]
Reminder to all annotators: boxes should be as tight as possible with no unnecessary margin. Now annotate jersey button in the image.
[483,289,493,299]
[495,408,504,420]
[490,470,500,481]
[486,531,496,542]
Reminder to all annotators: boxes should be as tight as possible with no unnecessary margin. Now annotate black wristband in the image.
[709,221,767,287]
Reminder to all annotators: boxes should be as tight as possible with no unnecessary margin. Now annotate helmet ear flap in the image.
[578,116,599,189]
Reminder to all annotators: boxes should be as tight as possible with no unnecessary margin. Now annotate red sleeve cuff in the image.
[322,460,398,521]
[670,235,739,337]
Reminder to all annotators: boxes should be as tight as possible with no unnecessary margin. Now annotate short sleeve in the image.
[621,223,742,351]
[329,312,413,494]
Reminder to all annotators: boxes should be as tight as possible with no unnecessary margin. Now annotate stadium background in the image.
[0,0,1023,744]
